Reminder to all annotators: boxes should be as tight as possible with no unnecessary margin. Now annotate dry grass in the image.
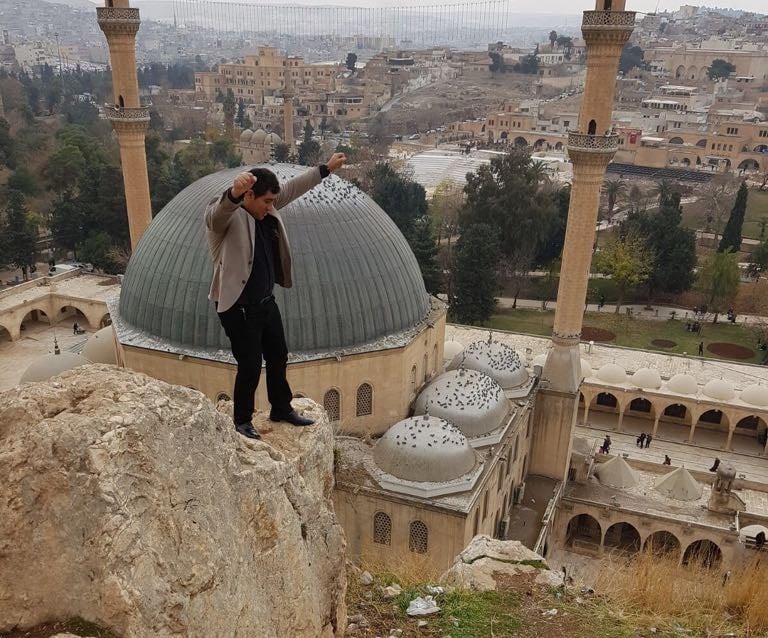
[595,551,768,635]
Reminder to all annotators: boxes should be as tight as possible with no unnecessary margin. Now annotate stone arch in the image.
[0,322,12,342]
[644,530,681,558]
[499,131,509,140]
[682,539,722,569]
[555,142,563,151]
[697,408,729,428]
[409,520,429,554]
[604,522,641,554]
[681,157,691,167]
[58,304,91,329]
[566,513,602,549]
[754,145,768,153]
[20,308,51,333]
[675,65,686,79]
[513,136,528,148]
[99,313,112,328]
[669,137,684,145]
[687,65,698,80]
[587,120,596,135]
[534,138,547,150]
[592,391,619,411]
[696,138,707,147]
[373,511,392,546]
[627,396,655,417]
[662,402,691,423]
[738,159,760,172]
[735,414,767,431]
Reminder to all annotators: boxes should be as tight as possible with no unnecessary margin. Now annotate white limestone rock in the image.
[441,535,553,591]
[0,365,346,637]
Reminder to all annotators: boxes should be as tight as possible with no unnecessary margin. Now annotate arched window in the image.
[423,353,428,382]
[409,520,429,554]
[588,119,597,135]
[432,344,438,374]
[356,383,373,417]
[373,512,391,545]
[410,365,417,390]
[323,389,341,422]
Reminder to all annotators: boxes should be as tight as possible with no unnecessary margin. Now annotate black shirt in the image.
[237,217,275,305]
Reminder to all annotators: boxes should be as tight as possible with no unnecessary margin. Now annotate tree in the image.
[175,138,215,181]
[758,216,768,239]
[513,55,538,74]
[489,51,504,74]
[624,192,697,296]
[222,88,236,137]
[366,163,428,239]
[697,251,740,322]
[603,178,626,222]
[701,175,738,243]
[7,166,38,196]
[50,190,86,253]
[549,30,558,49]
[77,232,118,273]
[626,183,647,215]
[410,216,441,294]
[708,59,736,81]
[619,44,645,75]
[556,35,573,58]
[235,100,246,128]
[718,182,748,253]
[298,120,320,166]
[651,178,678,206]
[345,52,358,72]
[451,224,499,325]
[0,117,17,168]
[44,144,87,193]
[592,235,652,314]
[274,142,290,162]
[2,190,37,279]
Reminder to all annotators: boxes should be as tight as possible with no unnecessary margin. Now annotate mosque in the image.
[9,0,768,575]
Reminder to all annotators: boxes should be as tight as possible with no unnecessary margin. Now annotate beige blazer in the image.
[205,167,322,313]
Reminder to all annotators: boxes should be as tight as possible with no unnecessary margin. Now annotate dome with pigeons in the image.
[413,368,509,438]
[373,414,478,483]
[454,336,529,389]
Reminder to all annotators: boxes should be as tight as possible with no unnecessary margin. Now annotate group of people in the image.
[599,435,612,455]
[636,432,653,448]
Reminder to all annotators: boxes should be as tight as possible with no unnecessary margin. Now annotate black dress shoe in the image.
[270,410,315,427]
[235,422,261,439]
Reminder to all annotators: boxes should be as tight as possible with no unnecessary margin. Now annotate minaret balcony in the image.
[582,10,636,28]
[97,7,140,36]
[567,132,620,155]
[106,106,150,134]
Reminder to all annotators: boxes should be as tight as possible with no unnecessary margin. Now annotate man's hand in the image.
[231,172,257,198]
[326,153,347,173]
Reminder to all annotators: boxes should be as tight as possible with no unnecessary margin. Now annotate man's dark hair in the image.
[248,168,281,197]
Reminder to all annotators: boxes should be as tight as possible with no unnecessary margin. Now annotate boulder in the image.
[441,535,560,591]
[0,365,346,637]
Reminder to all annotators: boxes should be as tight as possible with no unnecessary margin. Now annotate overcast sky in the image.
[114,1,768,14]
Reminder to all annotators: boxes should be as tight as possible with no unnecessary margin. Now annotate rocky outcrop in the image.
[0,365,346,637]
[441,535,562,591]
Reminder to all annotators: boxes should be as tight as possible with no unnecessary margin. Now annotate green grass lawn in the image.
[489,308,765,364]
[682,188,768,241]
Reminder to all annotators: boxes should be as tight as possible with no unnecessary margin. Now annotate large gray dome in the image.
[118,165,430,353]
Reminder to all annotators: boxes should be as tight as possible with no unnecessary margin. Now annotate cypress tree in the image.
[718,182,748,253]
[410,216,441,295]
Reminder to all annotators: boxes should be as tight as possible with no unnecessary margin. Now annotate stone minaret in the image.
[529,0,635,480]
[282,83,295,159]
[97,0,152,250]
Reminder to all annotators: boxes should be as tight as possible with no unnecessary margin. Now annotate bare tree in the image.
[701,174,739,244]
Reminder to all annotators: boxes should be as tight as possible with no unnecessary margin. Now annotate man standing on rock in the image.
[205,154,347,440]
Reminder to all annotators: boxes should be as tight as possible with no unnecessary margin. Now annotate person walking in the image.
[663,455,671,465]
[636,433,643,447]
[602,435,612,455]
[644,434,653,448]
[205,153,348,440]
[698,341,704,357]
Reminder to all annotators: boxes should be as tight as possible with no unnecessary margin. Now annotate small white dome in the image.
[580,359,593,379]
[740,385,768,407]
[81,325,117,365]
[263,132,282,145]
[252,128,267,143]
[666,373,698,395]
[239,128,254,144]
[596,363,627,385]
[21,352,90,384]
[631,367,662,390]
[703,379,735,401]
[414,368,509,438]
[373,415,477,483]
[443,340,464,364]
[458,338,529,389]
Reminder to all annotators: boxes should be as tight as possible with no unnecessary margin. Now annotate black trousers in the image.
[217,298,293,425]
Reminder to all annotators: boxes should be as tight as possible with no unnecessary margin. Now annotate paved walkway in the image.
[496,297,767,325]
[576,422,768,485]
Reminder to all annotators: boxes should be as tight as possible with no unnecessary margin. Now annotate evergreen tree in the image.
[77,232,118,273]
[366,163,428,239]
[274,143,290,163]
[451,224,499,325]
[410,216,440,294]
[50,190,85,253]
[718,182,748,253]
[2,190,37,279]
[298,120,320,166]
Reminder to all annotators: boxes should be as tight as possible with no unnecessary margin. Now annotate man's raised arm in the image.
[275,153,347,211]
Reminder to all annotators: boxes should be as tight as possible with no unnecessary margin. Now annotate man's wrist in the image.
[319,164,330,179]
[227,187,244,204]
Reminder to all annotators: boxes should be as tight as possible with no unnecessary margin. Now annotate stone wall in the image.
[0,365,346,637]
